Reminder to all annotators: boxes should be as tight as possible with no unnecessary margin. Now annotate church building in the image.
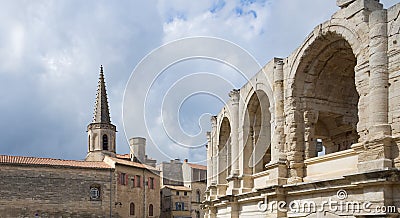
[0,66,160,217]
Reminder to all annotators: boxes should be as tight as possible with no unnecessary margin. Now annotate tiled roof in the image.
[0,155,111,169]
[163,185,192,191]
[116,154,130,160]
[187,163,207,170]
[107,156,159,172]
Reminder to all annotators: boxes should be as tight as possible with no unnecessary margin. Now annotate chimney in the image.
[129,137,146,163]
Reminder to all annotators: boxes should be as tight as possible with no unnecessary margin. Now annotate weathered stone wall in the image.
[0,164,115,218]
[114,164,160,218]
[190,182,207,218]
[204,1,400,217]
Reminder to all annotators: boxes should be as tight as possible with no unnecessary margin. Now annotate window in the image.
[130,202,135,215]
[196,190,201,202]
[102,134,108,150]
[196,211,200,218]
[176,191,179,196]
[131,178,135,188]
[175,202,184,211]
[184,191,187,196]
[149,204,154,216]
[89,184,101,200]
[119,173,127,186]
[149,177,154,189]
[136,175,141,187]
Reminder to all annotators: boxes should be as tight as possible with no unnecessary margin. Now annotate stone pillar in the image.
[354,9,392,171]
[272,59,286,163]
[304,110,318,159]
[286,108,305,184]
[211,116,218,185]
[230,201,239,218]
[229,89,240,176]
[227,91,241,195]
[368,9,391,137]
[206,131,212,187]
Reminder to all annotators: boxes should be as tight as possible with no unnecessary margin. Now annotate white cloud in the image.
[0,0,397,163]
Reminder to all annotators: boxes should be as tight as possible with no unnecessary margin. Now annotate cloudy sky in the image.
[0,0,397,164]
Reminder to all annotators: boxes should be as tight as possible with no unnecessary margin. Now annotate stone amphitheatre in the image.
[203,0,400,217]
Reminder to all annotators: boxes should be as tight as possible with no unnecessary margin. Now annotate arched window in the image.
[149,204,154,216]
[196,211,200,218]
[196,190,201,202]
[130,202,135,215]
[102,134,108,150]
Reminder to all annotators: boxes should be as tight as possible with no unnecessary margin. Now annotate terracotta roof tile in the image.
[163,185,192,191]
[0,155,111,169]
[107,156,159,172]
[116,154,130,160]
[187,163,207,170]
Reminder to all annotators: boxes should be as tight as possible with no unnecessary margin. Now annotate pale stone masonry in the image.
[204,0,400,217]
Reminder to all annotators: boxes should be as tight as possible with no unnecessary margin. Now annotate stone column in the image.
[206,131,212,187]
[227,90,241,195]
[229,89,240,176]
[286,108,305,184]
[211,116,218,185]
[354,9,392,171]
[272,59,286,163]
[368,9,390,136]
[304,110,318,159]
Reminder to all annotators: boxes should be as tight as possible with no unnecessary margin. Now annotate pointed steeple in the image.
[93,65,111,123]
[86,65,117,161]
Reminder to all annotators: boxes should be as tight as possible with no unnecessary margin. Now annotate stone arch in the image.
[291,30,360,159]
[102,134,108,150]
[217,117,231,185]
[242,89,272,175]
[289,22,365,81]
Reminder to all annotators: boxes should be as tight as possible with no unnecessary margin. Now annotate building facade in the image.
[204,0,400,217]
[158,159,207,218]
[0,66,160,217]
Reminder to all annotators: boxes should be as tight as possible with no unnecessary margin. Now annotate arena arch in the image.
[242,89,272,175]
[292,31,360,159]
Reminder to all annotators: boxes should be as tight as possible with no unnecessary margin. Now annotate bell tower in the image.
[86,65,117,161]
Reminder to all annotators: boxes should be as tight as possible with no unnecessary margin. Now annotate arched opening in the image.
[218,117,231,185]
[196,210,200,218]
[243,90,271,175]
[102,134,108,150]
[294,32,359,158]
[130,202,135,215]
[149,204,154,216]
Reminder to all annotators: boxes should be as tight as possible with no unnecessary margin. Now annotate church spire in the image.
[86,65,117,161]
[93,65,111,123]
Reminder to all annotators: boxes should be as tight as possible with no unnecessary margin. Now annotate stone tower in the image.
[129,137,146,163]
[86,65,116,161]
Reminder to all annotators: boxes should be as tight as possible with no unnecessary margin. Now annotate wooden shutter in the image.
[117,173,120,185]
[125,174,129,186]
